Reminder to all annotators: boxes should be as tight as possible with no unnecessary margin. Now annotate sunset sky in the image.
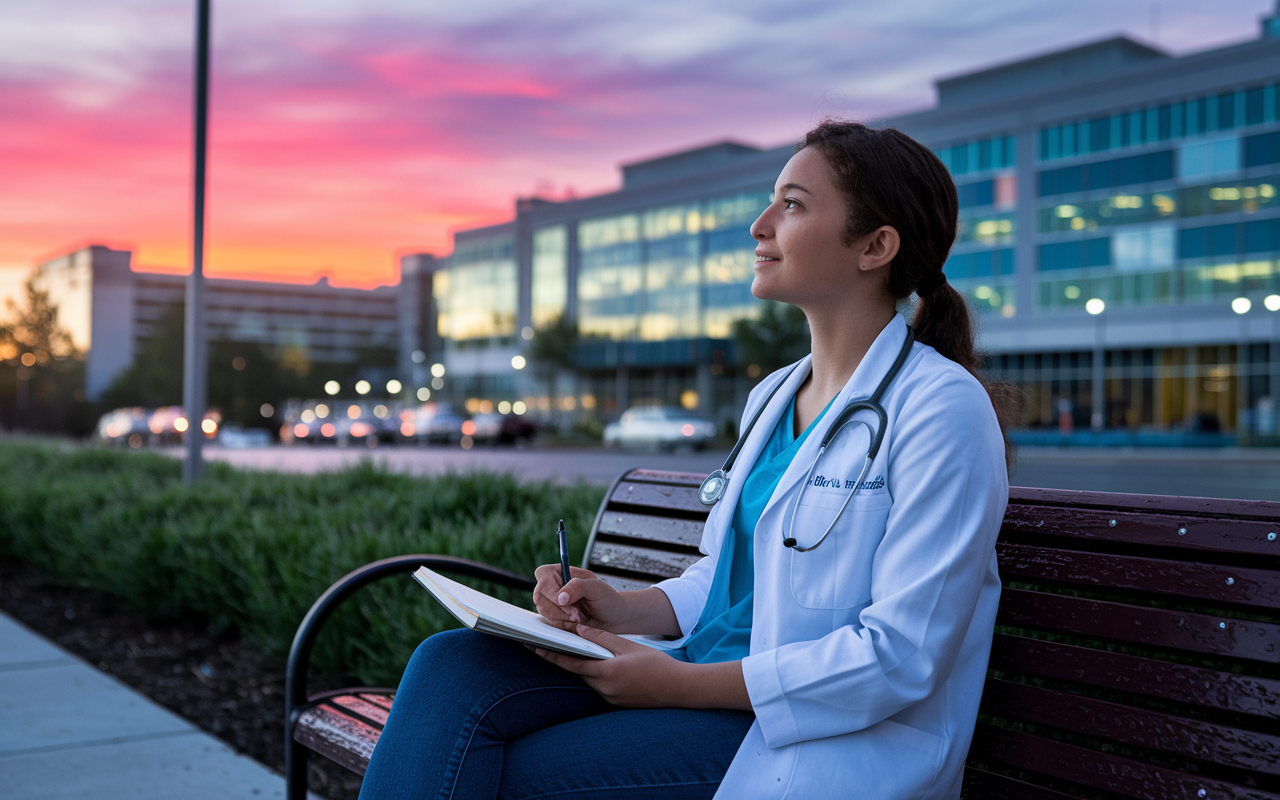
[0,0,1273,296]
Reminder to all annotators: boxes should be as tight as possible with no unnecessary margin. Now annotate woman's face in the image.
[748,146,894,311]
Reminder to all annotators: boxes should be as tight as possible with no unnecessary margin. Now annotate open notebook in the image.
[413,566,614,659]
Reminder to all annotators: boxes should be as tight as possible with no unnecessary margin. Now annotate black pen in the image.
[558,518,571,587]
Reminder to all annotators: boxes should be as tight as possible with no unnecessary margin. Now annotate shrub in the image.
[0,441,605,685]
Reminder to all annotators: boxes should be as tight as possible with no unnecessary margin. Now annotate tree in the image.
[529,314,578,413]
[731,301,810,379]
[0,280,92,434]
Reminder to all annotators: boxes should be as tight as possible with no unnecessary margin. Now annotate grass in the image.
[0,440,606,685]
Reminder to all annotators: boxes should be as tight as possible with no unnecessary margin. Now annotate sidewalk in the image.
[0,611,303,799]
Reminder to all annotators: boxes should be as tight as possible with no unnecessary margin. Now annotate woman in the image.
[359,121,1010,800]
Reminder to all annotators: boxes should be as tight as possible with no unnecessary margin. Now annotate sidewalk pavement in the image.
[0,611,309,799]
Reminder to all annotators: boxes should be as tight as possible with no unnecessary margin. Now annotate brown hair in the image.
[799,120,1017,468]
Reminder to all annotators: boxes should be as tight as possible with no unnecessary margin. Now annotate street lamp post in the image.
[183,0,211,483]
[1086,298,1106,432]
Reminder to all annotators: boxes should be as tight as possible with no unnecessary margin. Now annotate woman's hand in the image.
[534,626,753,710]
[532,565,627,631]
[534,626,690,707]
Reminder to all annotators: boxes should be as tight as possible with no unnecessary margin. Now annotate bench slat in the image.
[972,724,1280,800]
[990,634,1280,719]
[587,542,701,579]
[608,481,708,514]
[595,511,705,548]
[359,693,395,711]
[997,542,1280,611]
[331,695,390,727]
[981,678,1280,776]
[295,703,380,776]
[960,769,1089,800]
[620,469,707,487]
[595,573,658,592]
[1002,504,1280,557]
[996,588,1280,663]
[1006,487,1280,520]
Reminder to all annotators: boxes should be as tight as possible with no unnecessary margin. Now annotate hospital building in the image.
[407,16,1280,440]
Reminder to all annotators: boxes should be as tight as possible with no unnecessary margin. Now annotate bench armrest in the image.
[284,554,534,799]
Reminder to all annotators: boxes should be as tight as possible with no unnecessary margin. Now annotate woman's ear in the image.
[857,226,900,273]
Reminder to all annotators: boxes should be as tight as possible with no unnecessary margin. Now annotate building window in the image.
[934,134,1016,177]
[1038,150,1174,197]
[531,226,568,328]
[576,190,770,342]
[436,234,517,342]
[1039,84,1280,163]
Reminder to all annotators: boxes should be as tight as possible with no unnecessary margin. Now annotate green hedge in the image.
[0,441,605,685]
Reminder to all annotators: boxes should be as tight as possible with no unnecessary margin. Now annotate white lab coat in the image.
[655,313,1007,800]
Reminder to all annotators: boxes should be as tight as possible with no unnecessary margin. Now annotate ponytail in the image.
[800,121,1017,470]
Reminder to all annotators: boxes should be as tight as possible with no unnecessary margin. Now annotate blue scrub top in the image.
[673,392,833,664]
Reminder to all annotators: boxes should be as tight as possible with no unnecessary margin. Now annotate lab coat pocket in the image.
[787,493,891,609]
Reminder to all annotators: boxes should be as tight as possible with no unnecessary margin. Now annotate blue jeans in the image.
[358,629,754,800]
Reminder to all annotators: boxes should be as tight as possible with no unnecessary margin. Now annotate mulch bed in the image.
[0,555,363,800]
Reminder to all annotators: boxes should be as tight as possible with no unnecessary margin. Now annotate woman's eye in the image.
[784,198,799,209]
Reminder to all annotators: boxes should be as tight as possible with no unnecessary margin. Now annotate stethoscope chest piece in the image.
[698,469,729,506]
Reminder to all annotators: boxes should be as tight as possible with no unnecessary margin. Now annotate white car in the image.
[603,406,717,450]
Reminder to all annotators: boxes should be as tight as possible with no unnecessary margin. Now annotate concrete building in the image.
[420,14,1280,439]
[35,246,399,400]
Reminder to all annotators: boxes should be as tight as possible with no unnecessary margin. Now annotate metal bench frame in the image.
[285,469,1280,800]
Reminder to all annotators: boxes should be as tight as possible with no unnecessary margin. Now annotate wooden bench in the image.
[284,469,1280,800]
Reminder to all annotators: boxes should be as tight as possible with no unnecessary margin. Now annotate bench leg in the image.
[286,712,308,800]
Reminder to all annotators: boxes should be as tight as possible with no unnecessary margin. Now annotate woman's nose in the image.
[749,208,772,240]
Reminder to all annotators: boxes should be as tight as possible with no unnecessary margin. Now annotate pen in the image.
[558,518,571,587]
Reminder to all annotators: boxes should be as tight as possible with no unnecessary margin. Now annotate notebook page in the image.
[415,567,613,659]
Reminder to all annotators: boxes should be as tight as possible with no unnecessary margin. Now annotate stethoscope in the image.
[697,327,916,552]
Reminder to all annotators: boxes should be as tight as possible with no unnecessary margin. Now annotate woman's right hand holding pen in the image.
[533,565,625,631]
[533,565,684,637]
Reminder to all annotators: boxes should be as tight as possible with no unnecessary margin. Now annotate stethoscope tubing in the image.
[698,326,917,551]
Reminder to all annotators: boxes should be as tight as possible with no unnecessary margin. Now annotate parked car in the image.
[216,426,273,448]
[603,406,717,450]
[408,403,467,444]
[95,407,150,445]
[469,412,538,445]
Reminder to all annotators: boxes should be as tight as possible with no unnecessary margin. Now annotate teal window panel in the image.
[1247,87,1265,126]
[957,179,995,208]
[1245,218,1280,253]
[1037,237,1109,271]
[1245,131,1280,168]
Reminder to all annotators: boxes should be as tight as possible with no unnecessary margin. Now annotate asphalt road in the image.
[191,443,1280,501]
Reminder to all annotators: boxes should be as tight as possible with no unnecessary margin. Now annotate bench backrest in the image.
[584,469,1280,800]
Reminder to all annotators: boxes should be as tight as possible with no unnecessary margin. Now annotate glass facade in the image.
[1037,83,1280,162]
[988,344,1275,434]
[531,226,568,328]
[934,134,1017,177]
[435,233,517,343]
[577,190,770,341]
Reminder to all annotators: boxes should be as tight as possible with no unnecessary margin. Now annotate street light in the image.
[386,379,402,394]
[1266,294,1280,312]
[511,355,526,369]
[1232,297,1252,315]
[355,380,371,395]
[431,363,446,378]
[1086,298,1105,431]
[324,380,340,395]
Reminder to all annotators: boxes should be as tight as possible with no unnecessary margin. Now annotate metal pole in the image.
[1091,313,1105,432]
[183,0,210,483]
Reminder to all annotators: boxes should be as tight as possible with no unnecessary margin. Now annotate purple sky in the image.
[0,0,1273,289]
